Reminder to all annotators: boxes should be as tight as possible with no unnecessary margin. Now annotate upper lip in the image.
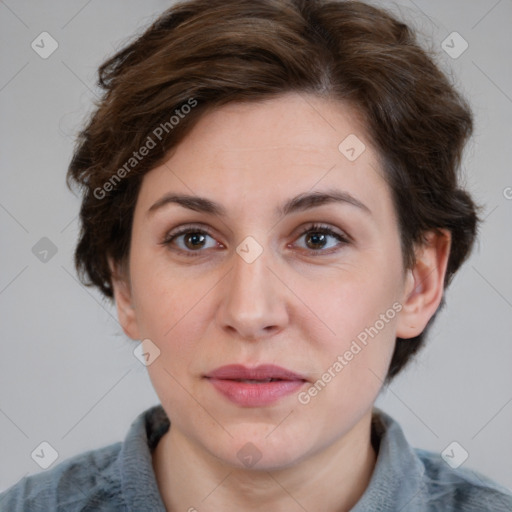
[205,364,308,382]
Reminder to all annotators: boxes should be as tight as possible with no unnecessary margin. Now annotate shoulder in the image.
[0,441,123,512]
[362,409,512,512]
[415,448,512,511]
[0,405,168,512]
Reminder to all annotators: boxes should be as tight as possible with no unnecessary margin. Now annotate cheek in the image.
[293,265,400,400]
[296,263,401,345]
[297,292,398,429]
[138,283,214,416]
[129,244,215,340]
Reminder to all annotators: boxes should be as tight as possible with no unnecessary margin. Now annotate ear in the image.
[109,258,141,340]
[396,229,451,339]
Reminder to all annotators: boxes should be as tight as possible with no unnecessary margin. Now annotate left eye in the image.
[294,225,348,252]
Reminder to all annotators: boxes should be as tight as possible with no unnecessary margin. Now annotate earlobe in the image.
[396,230,451,339]
[108,258,141,340]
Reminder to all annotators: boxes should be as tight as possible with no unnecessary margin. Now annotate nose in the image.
[216,246,289,340]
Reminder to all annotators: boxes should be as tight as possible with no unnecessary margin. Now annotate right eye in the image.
[161,225,224,256]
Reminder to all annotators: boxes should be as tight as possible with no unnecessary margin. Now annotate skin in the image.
[111,92,451,512]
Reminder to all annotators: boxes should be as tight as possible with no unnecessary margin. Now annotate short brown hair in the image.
[67,0,478,380]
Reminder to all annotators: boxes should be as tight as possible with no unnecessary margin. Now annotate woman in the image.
[2,0,511,510]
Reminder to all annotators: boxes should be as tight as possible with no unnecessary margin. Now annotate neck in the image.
[153,410,377,512]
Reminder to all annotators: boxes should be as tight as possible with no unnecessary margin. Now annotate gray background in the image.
[1,0,511,493]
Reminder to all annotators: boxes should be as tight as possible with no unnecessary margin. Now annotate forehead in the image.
[136,93,393,222]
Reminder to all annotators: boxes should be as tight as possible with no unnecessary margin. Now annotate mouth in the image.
[204,364,308,407]
[205,364,308,381]
[229,378,289,383]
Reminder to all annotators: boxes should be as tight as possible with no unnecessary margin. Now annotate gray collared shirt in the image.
[1,405,511,511]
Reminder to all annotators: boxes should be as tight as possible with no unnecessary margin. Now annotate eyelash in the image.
[160,223,350,257]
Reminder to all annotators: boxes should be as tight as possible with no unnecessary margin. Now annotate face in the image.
[113,93,435,470]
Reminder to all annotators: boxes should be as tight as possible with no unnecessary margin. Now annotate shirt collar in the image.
[119,405,425,511]
[351,408,426,511]
[120,404,169,511]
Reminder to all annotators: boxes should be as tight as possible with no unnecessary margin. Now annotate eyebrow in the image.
[279,189,371,216]
[147,189,371,218]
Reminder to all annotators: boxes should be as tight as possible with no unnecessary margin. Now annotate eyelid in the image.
[294,222,351,242]
[161,223,217,244]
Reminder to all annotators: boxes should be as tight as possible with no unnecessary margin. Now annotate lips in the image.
[205,364,308,382]
[204,364,308,407]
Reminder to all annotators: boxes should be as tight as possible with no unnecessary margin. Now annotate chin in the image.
[206,427,315,472]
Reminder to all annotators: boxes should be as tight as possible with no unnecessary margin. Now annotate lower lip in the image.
[206,378,307,407]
